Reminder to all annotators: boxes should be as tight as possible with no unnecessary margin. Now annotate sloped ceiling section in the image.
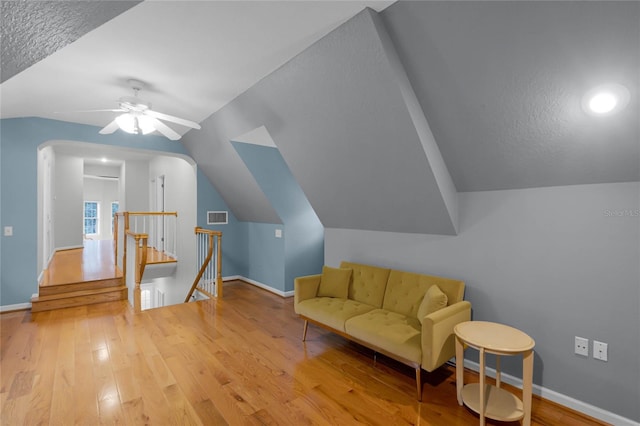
[183,8,458,235]
[0,1,141,82]
[381,1,640,191]
[183,120,282,224]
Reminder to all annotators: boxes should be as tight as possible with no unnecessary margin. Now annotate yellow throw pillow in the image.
[317,266,352,299]
[417,285,448,324]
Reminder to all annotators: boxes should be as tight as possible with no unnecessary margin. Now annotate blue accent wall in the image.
[0,117,322,304]
[232,142,324,292]
[0,117,230,305]
[247,222,285,291]
[196,168,247,277]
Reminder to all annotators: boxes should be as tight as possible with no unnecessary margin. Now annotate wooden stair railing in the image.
[185,228,222,302]
[115,211,178,313]
[115,212,179,269]
[126,230,148,313]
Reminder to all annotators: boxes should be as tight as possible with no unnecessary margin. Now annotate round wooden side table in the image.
[454,321,535,426]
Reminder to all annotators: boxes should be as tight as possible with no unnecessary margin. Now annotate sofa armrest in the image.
[294,274,322,313]
[421,301,471,372]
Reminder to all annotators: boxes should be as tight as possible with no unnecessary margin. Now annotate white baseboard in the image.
[55,245,83,252]
[0,302,32,313]
[461,359,639,426]
[39,251,56,285]
[223,275,294,298]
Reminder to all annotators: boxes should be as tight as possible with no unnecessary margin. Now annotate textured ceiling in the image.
[0,1,393,136]
[0,1,140,82]
[382,1,640,191]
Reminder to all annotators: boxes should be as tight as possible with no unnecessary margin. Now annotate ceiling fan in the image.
[91,79,201,140]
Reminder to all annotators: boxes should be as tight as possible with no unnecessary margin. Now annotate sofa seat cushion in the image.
[345,309,422,364]
[296,298,376,332]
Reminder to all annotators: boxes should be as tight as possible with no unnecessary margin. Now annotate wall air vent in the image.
[207,211,228,225]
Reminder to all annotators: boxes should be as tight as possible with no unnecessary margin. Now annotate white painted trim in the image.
[0,302,31,313]
[461,359,639,426]
[223,275,294,298]
[38,253,55,285]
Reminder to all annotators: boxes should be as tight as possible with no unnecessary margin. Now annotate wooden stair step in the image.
[39,277,123,296]
[31,285,127,313]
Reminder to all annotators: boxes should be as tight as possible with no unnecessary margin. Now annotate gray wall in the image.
[325,181,640,421]
[53,154,83,248]
[123,160,148,212]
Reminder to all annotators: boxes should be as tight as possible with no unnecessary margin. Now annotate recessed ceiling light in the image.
[582,84,630,116]
[101,157,107,163]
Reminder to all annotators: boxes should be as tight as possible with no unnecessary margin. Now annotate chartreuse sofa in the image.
[294,261,471,400]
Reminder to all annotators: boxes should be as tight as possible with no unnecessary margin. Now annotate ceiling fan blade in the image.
[55,108,126,114]
[150,118,181,140]
[99,119,120,135]
[146,109,201,129]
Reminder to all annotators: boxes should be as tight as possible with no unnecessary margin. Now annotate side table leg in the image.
[522,350,534,426]
[455,336,464,405]
[479,347,486,426]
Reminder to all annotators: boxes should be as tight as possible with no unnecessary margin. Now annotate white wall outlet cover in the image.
[3,226,13,236]
[575,336,589,357]
[275,229,282,238]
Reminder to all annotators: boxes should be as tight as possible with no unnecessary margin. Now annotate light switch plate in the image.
[4,226,13,236]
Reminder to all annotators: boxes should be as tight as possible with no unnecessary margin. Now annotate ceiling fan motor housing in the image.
[119,96,151,112]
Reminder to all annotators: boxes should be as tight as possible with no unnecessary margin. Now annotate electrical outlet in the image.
[4,226,13,236]
[575,336,589,357]
[593,341,608,361]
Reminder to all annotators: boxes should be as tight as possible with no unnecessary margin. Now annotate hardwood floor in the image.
[40,240,174,289]
[144,246,177,264]
[2,282,605,425]
[33,240,126,312]
[40,240,121,287]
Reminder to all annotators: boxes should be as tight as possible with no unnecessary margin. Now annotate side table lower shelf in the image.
[455,321,535,425]
[461,383,524,422]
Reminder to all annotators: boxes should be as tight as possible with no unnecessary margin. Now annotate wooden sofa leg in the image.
[302,320,308,341]
[416,368,422,401]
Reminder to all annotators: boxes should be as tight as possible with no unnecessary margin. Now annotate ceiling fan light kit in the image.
[95,79,201,140]
[115,112,155,135]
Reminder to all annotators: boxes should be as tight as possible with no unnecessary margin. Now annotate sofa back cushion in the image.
[416,285,448,324]
[382,270,465,317]
[340,261,390,308]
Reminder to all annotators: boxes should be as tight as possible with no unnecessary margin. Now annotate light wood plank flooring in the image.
[33,240,126,312]
[2,282,605,425]
[40,240,175,289]
[40,240,121,287]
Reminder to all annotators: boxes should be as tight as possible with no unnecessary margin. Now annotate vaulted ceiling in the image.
[383,1,639,191]
[2,1,638,235]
